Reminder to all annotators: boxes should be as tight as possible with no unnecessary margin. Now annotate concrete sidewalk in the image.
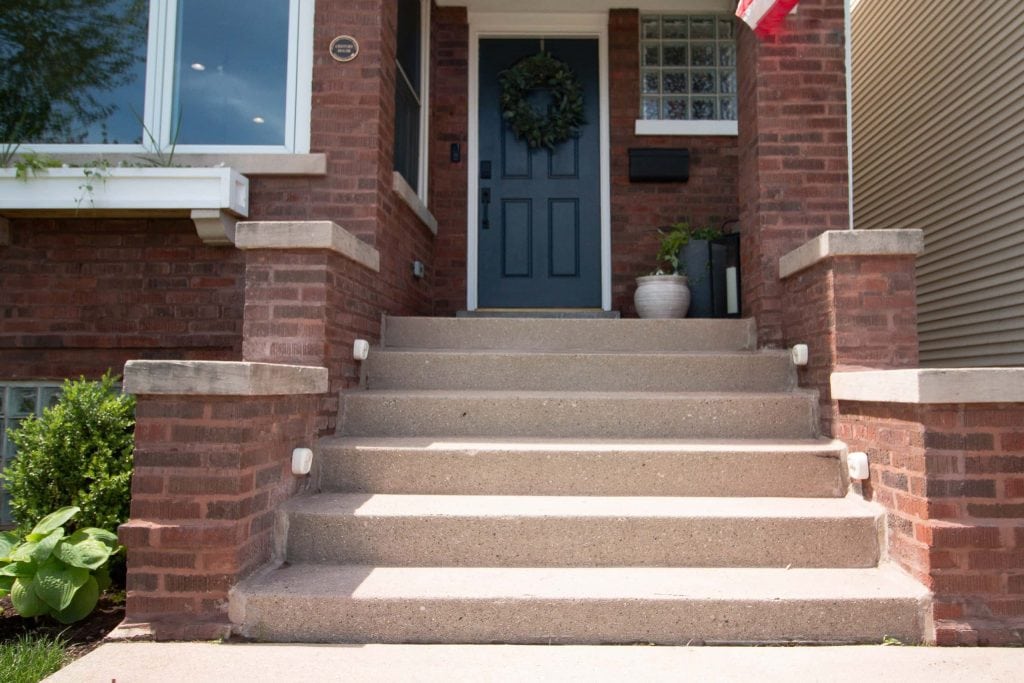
[46,642,1024,682]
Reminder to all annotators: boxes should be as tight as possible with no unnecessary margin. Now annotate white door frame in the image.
[466,12,612,311]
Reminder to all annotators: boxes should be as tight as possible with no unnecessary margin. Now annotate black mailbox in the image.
[628,148,690,183]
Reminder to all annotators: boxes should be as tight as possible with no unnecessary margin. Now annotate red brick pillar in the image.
[779,229,923,432]
[235,221,383,433]
[119,361,326,639]
[309,0,398,243]
[737,0,850,346]
[429,6,469,315]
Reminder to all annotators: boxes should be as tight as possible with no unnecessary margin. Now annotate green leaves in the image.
[499,51,586,150]
[11,578,49,618]
[0,531,18,559]
[653,222,723,275]
[54,532,114,570]
[34,561,90,611]
[3,373,134,535]
[55,576,99,624]
[0,506,120,623]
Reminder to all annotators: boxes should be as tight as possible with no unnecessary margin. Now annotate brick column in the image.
[737,0,850,346]
[778,229,923,432]
[119,361,326,639]
[834,370,1024,645]
[429,6,469,315]
[235,221,382,433]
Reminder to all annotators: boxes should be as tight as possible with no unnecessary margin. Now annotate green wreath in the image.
[499,52,585,149]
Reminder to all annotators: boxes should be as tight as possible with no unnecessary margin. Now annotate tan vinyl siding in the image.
[852,0,1024,367]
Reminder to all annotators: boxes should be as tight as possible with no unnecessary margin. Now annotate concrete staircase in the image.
[230,317,930,644]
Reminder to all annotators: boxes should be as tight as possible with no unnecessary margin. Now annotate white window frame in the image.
[394,0,432,202]
[16,0,314,156]
[1,382,65,525]
[635,12,739,138]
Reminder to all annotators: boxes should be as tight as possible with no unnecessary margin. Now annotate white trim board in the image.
[635,120,738,137]
[467,13,612,312]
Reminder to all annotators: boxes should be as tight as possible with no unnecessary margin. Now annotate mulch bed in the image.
[0,594,125,660]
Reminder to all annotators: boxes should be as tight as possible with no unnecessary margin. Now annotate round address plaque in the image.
[329,35,359,62]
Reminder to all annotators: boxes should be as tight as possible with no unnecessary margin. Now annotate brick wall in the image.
[0,0,435,383]
[242,249,381,434]
[782,253,919,432]
[429,6,469,316]
[609,10,739,316]
[837,401,1024,645]
[120,392,319,639]
[737,0,850,345]
[425,9,742,316]
[0,218,243,380]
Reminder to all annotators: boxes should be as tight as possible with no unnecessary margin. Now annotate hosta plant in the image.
[0,506,120,624]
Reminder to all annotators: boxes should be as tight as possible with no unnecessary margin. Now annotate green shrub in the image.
[0,506,120,624]
[3,373,134,534]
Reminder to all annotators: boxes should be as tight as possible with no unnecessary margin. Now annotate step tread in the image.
[347,389,815,399]
[382,317,756,352]
[319,436,843,452]
[372,349,785,357]
[238,564,929,602]
[286,494,877,520]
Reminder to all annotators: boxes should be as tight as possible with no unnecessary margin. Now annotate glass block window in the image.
[640,15,738,121]
[0,384,63,526]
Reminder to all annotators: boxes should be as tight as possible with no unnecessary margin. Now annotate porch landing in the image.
[456,309,621,318]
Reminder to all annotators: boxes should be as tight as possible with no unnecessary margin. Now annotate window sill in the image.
[20,153,327,176]
[634,120,738,137]
[0,167,249,245]
[393,172,438,235]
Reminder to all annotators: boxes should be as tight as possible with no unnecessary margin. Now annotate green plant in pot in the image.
[673,222,724,318]
[634,223,693,318]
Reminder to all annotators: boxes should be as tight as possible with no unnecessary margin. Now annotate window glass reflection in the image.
[8,0,148,145]
[173,0,289,146]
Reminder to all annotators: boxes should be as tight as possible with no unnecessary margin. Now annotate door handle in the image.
[481,188,491,230]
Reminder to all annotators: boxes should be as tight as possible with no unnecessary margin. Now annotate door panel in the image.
[478,38,601,308]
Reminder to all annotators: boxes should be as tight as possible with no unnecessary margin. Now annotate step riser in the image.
[340,394,819,439]
[383,317,756,352]
[285,516,880,568]
[367,352,795,392]
[233,597,924,645]
[319,447,845,497]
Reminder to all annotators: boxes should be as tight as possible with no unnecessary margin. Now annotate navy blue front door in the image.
[478,39,601,308]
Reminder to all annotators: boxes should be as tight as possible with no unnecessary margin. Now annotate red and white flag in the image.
[736,0,800,38]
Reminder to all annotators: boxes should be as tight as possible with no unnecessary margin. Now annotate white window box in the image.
[0,167,249,245]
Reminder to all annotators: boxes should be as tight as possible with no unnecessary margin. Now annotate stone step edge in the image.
[317,436,845,452]
[369,349,790,358]
[343,389,819,399]
[233,563,930,602]
[283,493,879,520]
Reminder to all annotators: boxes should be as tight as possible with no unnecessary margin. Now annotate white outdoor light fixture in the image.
[791,344,809,366]
[848,451,870,480]
[292,448,314,476]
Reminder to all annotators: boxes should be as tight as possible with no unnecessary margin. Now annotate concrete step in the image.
[229,564,930,645]
[282,494,882,568]
[366,350,794,392]
[383,316,756,353]
[339,390,820,439]
[318,437,847,497]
